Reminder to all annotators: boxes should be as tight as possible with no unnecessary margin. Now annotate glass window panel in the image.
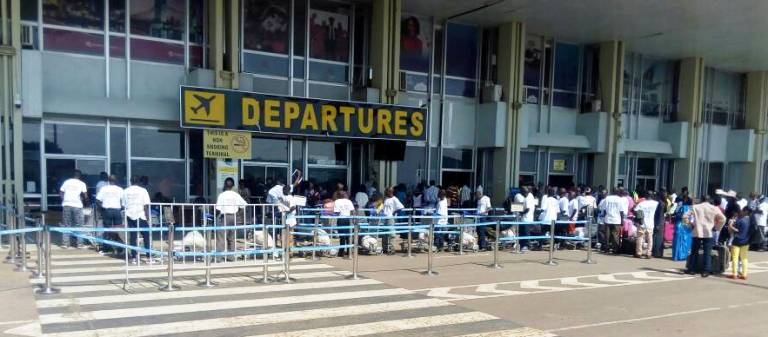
[109,0,126,33]
[190,45,204,67]
[43,0,104,30]
[308,61,348,83]
[442,148,472,170]
[553,91,577,108]
[294,0,306,57]
[445,78,475,97]
[636,158,656,176]
[130,38,184,64]
[243,52,289,77]
[189,0,204,44]
[553,42,579,92]
[243,0,290,54]
[23,121,41,194]
[45,158,105,206]
[433,28,443,75]
[43,28,104,56]
[292,139,304,175]
[309,0,350,62]
[131,160,185,202]
[308,167,347,193]
[130,0,184,40]
[445,23,477,79]
[250,137,289,162]
[22,0,38,21]
[110,126,127,186]
[404,72,428,92]
[400,14,431,73]
[618,155,627,175]
[109,35,125,58]
[293,59,305,78]
[130,127,184,158]
[45,123,106,155]
[520,150,536,173]
[308,141,346,165]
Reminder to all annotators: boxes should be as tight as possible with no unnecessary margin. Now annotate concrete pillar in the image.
[672,57,705,192]
[491,22,525,204]
[370,0,401,192]
[739,71,768,194]
[209,0,238,89]
[591,41,625,188]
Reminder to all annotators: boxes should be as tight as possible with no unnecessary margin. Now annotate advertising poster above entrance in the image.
[180,86,427,141]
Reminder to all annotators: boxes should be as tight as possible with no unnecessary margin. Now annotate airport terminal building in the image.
[2,0,768,212]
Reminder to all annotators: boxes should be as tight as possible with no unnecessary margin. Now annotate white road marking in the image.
[549,300,768,332]
[520,280,570,291]
[456,327,558,337]
[476,283,527,295]
[596,274,644,284]
[36,278,381,308]
[51,261,330,274]
[245,312,498,337]
[560,277,608,288]
[39,288,412,324]
[44,299,451,337]
[426,287,484,300]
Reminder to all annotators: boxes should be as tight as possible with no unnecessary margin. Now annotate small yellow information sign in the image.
[203,130,252,159]
[553,159,566,171]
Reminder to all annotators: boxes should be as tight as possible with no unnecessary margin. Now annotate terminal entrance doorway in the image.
[547,174,574,189]
[241,163,288,204]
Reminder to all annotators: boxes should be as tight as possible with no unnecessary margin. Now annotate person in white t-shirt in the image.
[633,191,659,258]
[95,175,124,254]
[475,189,492,250]
[333,191,356,257]
[215,177,247,259]
[435,189,449,249]
[513,187,536,251]
[598,187,629,254]
[59,170,88,248]
[123,176,151,261]
[382,187,404,254]
[755,197,768,251]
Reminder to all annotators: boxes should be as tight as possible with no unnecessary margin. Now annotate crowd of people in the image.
[55,168,768,279]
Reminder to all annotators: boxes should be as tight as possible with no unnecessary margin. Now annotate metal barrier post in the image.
[312,214,320,260]
[160,223,179,291]
[15,215,28,272]
[199,218,217,288]
[31,216,44,281]
[259,209,272,284]
[489,219,502,269]
[348,221,360,280]
[406,215,413,258]
[280,214,295,283]
[5,214,18,264]
[546,220,558,266]
[422,222,438,276]
[458,214,464,255]
[35,224,59,295]
[583,207,596,264]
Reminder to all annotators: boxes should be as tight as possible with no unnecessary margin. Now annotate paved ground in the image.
[323,247,768,337]
[0,246,549,337]
[1,244,767,336]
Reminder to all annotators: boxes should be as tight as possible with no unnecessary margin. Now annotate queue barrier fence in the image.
[16,204,601,294]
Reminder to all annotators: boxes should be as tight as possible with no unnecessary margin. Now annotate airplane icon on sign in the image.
[192,94,216,116]
[184,89,225,125]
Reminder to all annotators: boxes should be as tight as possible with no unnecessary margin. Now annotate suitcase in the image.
[686,245,729,274]
[620,237,636,255]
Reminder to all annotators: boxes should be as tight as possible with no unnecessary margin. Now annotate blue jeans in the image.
[688,237,713,273]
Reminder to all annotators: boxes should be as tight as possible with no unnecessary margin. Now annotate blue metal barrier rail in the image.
[62,230,168,256]
[175,248,281,258]
[0,227,42,235]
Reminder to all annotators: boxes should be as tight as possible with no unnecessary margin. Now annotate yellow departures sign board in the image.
[180,85,427,141]
[203,130,252,159]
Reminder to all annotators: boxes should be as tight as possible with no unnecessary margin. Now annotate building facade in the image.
[2,0,768,216]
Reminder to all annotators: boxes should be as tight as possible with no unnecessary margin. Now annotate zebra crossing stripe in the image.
[36,278,381,308]
[243,312,499,337]
[43,299,452,337]
[50,261,331,275]
[38,288,412,324]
